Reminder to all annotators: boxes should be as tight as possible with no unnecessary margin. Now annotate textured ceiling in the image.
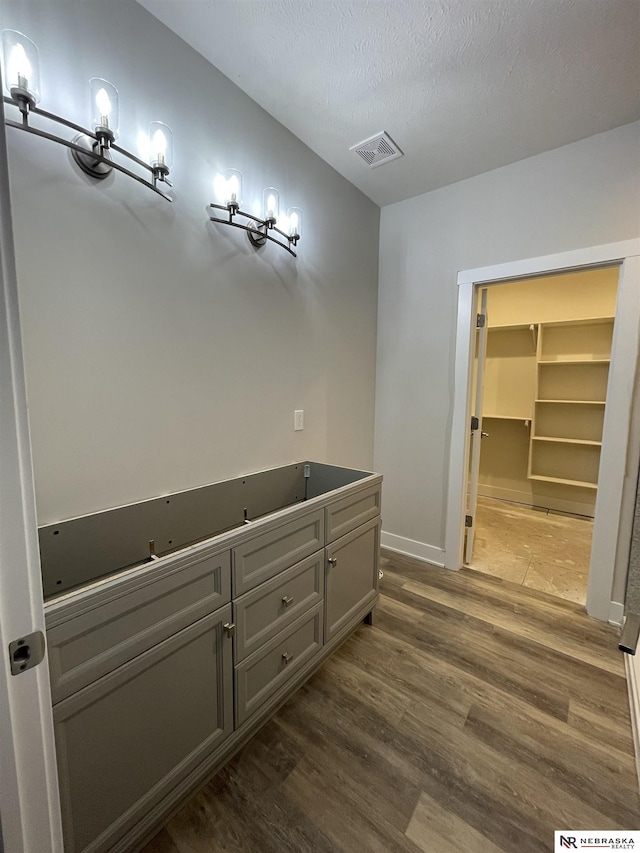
[136,0,640,207]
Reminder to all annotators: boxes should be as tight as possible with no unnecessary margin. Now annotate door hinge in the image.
[476,313,486,328]
[465,515,473,528]
[9,631,46,676]
[223,622,235,638]
[470,416,479,431]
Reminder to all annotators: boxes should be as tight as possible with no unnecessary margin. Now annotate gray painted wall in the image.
[375,121,640,571]
[1,0,379,525]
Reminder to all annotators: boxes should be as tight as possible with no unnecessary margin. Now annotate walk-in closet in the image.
[467,266,619,604]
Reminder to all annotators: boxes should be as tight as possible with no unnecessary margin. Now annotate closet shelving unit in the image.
[527,317,614,490]
[479,314,614,505]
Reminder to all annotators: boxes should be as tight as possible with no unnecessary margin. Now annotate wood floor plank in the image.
[405,790,506,853]
[401,574,624,675]
[464,702,640,826]
[568,699,636,756]
[379,574,629,717]
[276,678,424,832]
[375,593,573,720]
[141,552,638,853]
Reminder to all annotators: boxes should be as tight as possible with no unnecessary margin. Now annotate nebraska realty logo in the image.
[554,832,639,850]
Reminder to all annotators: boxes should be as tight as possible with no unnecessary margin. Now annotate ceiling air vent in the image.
[350,131,403,169]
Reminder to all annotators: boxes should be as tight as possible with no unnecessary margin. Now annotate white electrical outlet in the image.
[294,410,304,431]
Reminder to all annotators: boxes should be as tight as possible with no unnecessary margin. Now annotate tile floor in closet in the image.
[467,496,593,605]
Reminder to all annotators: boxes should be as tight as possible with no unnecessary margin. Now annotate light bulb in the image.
[148,122,172,172]
[287,207,302,240]
[262,187,279,222]
[224,169,243,208]
[95,88,111,119]
[8,43,31,89]
[90,78,119,137]
[228,174,239,202]
[2,31,41,104]
[152,129,166,157]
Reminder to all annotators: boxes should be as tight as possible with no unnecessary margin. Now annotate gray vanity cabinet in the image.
[53,605,233,853]
[325,515,380,644]
[43,462,382,853]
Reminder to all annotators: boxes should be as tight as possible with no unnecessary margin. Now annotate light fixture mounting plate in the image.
[71,133,113,179]
[247,220,267,248]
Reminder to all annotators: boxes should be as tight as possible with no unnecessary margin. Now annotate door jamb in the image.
[0,78,64,851]
[445,240,640,622]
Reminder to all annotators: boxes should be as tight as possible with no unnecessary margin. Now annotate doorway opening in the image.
[465,266,619,606]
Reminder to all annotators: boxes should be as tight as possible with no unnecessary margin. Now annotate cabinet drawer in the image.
[235,602,323,727]
[54,605,233,853]
[48,549,231,703]
[234,552,323,663]
[232,509,324,596]
[325,482,381,543]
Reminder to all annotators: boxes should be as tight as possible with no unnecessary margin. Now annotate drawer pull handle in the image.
[223,622,236,638]
[282,651,293,664]
[282,595,294,607]
[328,557,337,567]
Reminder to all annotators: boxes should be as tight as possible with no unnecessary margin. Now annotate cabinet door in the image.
[325,517,380,644]
[54,605,233,853]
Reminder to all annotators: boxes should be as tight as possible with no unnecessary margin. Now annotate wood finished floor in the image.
[141,550,639,853]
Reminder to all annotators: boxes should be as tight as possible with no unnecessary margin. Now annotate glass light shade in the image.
[225,169,243,208]
[262,187,279,222]
[287,207,302,239]
[90,77,119,137]
[148,121,173,171]
[1,30,40,103]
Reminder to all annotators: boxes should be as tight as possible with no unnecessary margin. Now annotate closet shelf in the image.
[535,399,606,405]
[482,414,531,421]
[538,358,610,365]
[541,316,615,329]
[529,474,598,490]
[532,436,602,447]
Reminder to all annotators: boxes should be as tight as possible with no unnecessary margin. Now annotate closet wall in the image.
[478,267,619,517]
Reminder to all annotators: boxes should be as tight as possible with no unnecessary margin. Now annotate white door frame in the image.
[0,85,63,850]
[445,240,640,622]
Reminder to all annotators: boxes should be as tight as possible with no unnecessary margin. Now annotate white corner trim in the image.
[608,601,625,627]
[381,532,446,568]
[624,653,640,794]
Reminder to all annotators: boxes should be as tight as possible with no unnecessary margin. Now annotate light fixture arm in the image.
[207,202,298,257]
[2,95,172,201]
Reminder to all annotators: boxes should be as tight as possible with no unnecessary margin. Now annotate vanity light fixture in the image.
[1,29,173,201]
[208,172,302,257]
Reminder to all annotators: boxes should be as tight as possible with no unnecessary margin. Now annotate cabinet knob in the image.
[328,557,337,567]
[282,595,294,606]
[282,651,293,664]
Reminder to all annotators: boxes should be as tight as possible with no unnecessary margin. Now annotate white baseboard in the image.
[380,532,445,568]
[608,600,625,626]
[624,653,640,794]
